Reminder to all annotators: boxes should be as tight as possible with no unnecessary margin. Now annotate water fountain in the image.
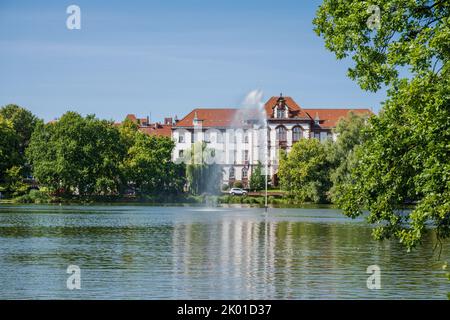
[233,89,269,211]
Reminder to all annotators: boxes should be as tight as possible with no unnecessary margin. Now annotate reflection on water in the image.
[0,205,448,299]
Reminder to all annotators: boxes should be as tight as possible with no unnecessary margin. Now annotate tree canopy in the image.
[185,142,223,195]
[278,139,332,204]
[0,105,39,196]
[314,0,450,249]
[250,161,265,191]
[27,112,125,196]
[121,126,185,195]
[313,0,449,91]
[26,112,185,199]
[329,111,370,203]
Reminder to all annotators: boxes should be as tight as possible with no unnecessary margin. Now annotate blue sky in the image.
[0,0,387,123]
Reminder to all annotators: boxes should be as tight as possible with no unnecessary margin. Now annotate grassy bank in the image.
[2,189,333,208]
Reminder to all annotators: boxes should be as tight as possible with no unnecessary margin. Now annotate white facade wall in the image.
[172,120,323,187]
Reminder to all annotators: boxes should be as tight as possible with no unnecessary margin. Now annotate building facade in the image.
[124,94,371,188]
[171,94,371,187]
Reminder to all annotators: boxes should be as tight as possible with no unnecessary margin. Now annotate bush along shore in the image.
[6,190,317,207]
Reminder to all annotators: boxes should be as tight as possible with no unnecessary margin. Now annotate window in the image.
[204,131,210,143]
[276,126,287,142]
[314,132,320,139]
[293,126,302,142]
[229,167,235,179]
[244,132,249,143]
[178,150,184,158]
[217,131,224,143]
[178,133,184,143]
[276,107,285,119]
[242,167,248,179]
[244,150,249,162]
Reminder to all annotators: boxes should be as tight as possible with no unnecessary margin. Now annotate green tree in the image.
[27,112,125,197]
[314,0,450,249]
[121,129,184,195]
[249,161,265,191]
[336,74,450,249]
[0,116,21,196]
[185,142,223,195]
[0,116,19,175]
[3,166,29,197]
[313,0,449,92]
[0,104,40,168]
[278,139,332,203]
[0,105,39,197]
[328,112,370,203]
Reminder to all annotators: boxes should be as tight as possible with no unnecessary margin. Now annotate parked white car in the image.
[229,188,248,196]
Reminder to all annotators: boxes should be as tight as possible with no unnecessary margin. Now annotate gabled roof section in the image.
[264,95,311,119]
[304,108,372,128]
[174,108,238,128]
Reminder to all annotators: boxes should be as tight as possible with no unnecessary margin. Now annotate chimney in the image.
[174,115,179,123]
[147,116,150,126]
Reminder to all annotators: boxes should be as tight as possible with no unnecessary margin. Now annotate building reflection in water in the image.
[171,212,447,299]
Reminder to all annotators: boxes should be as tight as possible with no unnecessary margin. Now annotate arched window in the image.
[229,167,235,179]
[276,126,287,142]
[242,167,248,179]
[293,126,303,142]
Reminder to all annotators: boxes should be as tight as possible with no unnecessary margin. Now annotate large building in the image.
[124,94,372,187]
[171,94,371,187]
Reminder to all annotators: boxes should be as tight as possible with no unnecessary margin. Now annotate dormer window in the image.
[276,107,286,119]
[274,93,288,119]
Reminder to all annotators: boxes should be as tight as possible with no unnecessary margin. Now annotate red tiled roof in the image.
[174,108,247,128]
[121,114,172,137]
[139,124,172,137]
[173,96,373,130]
[264,96,311,119]
[304,108,372,128]
[125,114,137,122]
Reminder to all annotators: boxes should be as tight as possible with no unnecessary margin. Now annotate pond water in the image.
[0,205,448,299]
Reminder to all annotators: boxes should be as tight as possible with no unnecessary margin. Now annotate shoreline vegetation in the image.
[2,189,328,208]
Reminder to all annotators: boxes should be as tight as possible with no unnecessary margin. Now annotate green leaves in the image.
[122,130,184,195]
[314,0,450,253]
[250,161,265,191]
[27,112,125,196]
[26,112,185,198]
[185,142,222,195]
[334,70,450,250]
[0,105,39,197]
[313,0,449,91]
[278,138,332,204]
